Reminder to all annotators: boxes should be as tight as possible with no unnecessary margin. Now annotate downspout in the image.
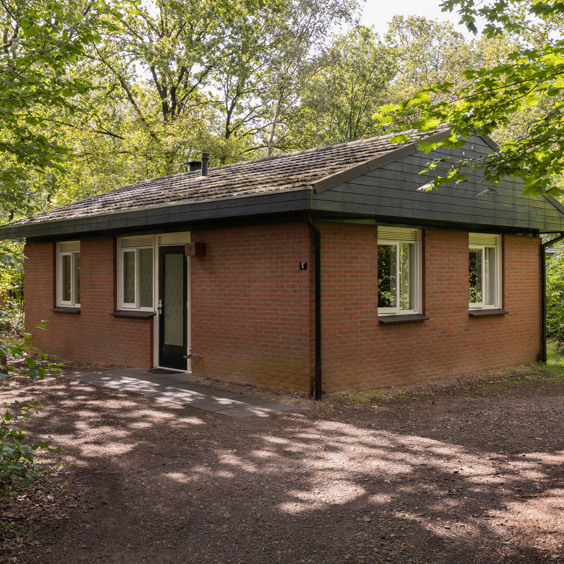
[541,233,564,362]
[304,212,322,400]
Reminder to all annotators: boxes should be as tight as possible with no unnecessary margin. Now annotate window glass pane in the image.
[123,251,135,304]
[484,247,496,306]
[74,253,81,305]
[378,244,397,308]
[139,248,153,308]
[62,255,71,302]
[399,243,413,310]
[469,248,483,304]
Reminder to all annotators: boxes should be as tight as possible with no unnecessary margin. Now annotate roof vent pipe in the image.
[188,161,201,172]
[201,152,210,176]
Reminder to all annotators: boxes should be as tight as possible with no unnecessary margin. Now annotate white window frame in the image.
[56,241,80,307]
[378,227,422,316]
[117,236,156,311]
[469,233,502,310]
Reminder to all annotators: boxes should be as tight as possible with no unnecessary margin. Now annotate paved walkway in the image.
[63,368,293,418]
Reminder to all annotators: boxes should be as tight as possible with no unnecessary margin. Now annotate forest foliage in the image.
[380,0,564,197]
[1,0,544,226]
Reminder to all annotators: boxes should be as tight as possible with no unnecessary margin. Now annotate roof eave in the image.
[0,189,314,241]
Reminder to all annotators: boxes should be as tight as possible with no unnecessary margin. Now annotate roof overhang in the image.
[0,189,313,241]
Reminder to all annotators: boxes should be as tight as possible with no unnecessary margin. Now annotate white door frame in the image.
[153,232,191,372]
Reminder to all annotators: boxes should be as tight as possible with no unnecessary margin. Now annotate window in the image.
[118,236,154,310]
[469,233,501,309]
[378,227,421,315]
[57,241,80,307]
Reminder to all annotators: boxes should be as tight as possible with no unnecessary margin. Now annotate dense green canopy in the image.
[379,0,564,198]
[3,0,564,221]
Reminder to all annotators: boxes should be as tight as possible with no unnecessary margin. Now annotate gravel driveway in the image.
[1,369,563,563]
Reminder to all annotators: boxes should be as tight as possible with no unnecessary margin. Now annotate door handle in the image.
[157,299,163,314]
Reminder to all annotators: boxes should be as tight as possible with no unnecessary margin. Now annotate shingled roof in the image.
[9,128,449,228]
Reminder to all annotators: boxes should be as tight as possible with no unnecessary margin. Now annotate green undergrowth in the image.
[333,389,394,406]
[542,342,564,381]
[332,344,564,406]
[1,328,64,496]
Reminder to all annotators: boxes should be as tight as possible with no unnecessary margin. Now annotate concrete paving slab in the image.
[168,382,253,400]
[129,372,198,386]
[62,368,293,417]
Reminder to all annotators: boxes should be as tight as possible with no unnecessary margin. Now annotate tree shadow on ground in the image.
[1,375,562,563]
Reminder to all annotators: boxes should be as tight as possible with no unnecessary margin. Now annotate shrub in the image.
[546,245,564,346]
[0,333,62,495]
[0,241,24,333]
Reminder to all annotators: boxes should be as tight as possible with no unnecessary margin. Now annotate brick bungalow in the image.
[2,129,564,396]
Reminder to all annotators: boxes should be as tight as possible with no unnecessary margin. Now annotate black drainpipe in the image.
[541,232,564,362]
[304,212,322,400]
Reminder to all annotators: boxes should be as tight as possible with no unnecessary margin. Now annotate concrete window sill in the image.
[378,314,429,324]
[112,310,155,319]
[51,307,81,314]
[468,309,508,317]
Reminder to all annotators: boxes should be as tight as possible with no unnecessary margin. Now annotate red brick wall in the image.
[24,239,153,367]
[23,223,542,393]
[320,224,541,392]
[190,223,314,391]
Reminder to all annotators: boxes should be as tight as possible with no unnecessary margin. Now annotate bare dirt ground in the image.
[1,366,563,563]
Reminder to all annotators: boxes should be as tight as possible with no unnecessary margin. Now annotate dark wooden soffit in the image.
[312,129,453,194]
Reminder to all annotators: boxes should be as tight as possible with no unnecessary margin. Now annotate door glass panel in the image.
[164,253,184,346]
[139,248,153,308]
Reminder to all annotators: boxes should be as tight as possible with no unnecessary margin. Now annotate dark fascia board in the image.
[545,195,564,216]
[477,134,499,152]
[312,129,453,194]
[311,210,546,235]
[0,189,313,241]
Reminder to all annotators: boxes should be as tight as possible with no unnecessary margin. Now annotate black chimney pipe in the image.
[201,152,210,176]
